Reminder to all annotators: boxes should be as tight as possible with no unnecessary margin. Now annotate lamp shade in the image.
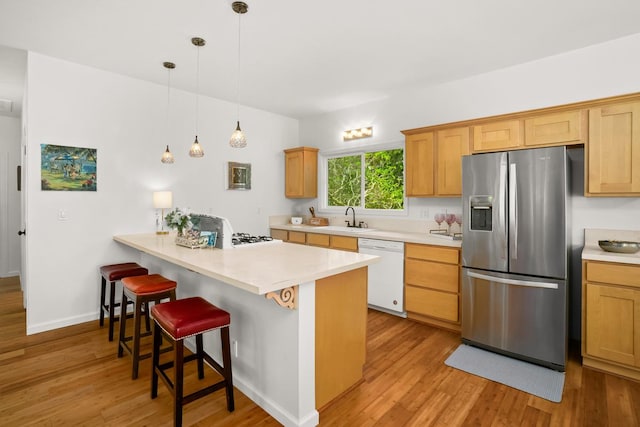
[153,191,173,209]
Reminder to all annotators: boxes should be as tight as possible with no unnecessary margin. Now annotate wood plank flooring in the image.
[1,276,639,426]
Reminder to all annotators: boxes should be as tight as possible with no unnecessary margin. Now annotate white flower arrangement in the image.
[164,208,193,236]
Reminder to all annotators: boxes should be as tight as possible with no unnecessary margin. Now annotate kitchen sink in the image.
[313,225,376,233]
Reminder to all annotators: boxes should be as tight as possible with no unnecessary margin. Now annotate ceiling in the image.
[1,0,640,120]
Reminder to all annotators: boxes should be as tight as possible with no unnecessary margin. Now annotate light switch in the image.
[58,209,68,221]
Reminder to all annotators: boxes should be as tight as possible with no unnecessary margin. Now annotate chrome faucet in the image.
[345,206,356,227]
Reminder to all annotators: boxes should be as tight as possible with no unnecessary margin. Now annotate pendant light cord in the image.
[195,44,200,136]
[166,66,171,136]
[236,10,241,121]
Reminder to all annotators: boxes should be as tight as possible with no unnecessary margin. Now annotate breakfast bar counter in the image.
[114,232,378,427]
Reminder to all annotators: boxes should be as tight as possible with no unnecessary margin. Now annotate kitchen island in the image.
[114,233,378,427]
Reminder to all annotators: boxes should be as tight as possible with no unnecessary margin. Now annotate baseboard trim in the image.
[26,311,98,335]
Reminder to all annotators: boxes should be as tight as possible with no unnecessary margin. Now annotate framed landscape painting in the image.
[40,144,97,191]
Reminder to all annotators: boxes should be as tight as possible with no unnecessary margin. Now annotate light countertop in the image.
[270,224,462,248]
[582,228,640,265]
[114,233,379,295]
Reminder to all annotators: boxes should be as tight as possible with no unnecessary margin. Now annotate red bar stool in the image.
[118,274,177,379]
[151,296,234,427]
[99,262,149,341]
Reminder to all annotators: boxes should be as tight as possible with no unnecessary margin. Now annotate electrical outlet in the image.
[233,340,238,358]
[420,208,429,218]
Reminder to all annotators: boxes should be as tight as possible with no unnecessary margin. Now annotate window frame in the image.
[318,142,407,216]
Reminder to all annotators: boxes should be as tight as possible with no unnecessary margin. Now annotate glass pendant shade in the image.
[189,135,204,158]
[161,145,175,163]
[229,121,247,148]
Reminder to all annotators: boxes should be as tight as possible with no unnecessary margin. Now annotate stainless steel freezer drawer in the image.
[461,267,568,370]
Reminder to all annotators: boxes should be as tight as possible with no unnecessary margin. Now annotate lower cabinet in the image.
[404,243,461,331]
[582,260,640,381]
[270,229,358,252]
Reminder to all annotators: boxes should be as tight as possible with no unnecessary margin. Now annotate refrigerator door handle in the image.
[467,271,558,289]
[509,163,518,260]
[498,159,508,260]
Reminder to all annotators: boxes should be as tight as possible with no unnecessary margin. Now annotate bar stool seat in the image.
[99,262,148,341]
[151,297,234,427]
[118,274,176,379]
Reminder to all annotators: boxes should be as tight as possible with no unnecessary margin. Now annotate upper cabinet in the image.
[405,127,469,197]
[472,119,523,152]
[284,146,319,198]
[436,127,470,196]
[587,101,640,196]
[405,132,435,196]
[524,110,588,147]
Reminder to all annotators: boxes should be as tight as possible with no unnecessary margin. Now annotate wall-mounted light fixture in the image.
[343,126,373,141]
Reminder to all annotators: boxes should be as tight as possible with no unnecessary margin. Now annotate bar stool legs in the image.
[117,274,177,380]
[151,296,234,426]
[99,263,148,341]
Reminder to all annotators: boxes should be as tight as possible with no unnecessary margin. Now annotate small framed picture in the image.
[228,162,251,190]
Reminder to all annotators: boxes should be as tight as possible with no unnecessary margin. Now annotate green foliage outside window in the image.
[327,148,404,210]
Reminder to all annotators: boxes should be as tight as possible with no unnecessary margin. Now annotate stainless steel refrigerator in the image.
[461,146,569,371]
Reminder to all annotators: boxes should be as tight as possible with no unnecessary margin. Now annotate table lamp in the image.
[153,191,173,235]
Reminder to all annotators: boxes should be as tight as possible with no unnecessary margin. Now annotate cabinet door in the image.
[585,283,640,367]
[285,150,304,197]
[330,235,358,252]
[288,231,306,244]
[588,102,640,195]
[405,286,458,322]
[285,147,318,198]
[436,127,470,196]
[307,233,330,247]
[270,229,288,241]
[524,110,588,146]
[405,132,434,196]
[472,120,523,152]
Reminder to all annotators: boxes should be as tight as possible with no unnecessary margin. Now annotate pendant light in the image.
[229,1,248,148]
[189,37,205,158]
[161,61,176,164]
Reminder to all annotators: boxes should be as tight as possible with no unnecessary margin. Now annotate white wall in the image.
[0,115,21,277]
[24,52,298,334]
[299,33,640,340]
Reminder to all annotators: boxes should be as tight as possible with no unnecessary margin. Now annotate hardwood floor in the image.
[1,276,639,426]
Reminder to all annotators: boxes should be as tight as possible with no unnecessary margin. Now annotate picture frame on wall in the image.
[227,162,251,190]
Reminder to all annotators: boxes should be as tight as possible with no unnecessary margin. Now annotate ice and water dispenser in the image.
[469,196,493,231]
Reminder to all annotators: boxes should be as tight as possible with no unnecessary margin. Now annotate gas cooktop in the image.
[232,233,282,247]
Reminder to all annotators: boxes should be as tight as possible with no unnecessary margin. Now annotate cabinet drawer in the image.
[288,231,307,244]
[330,235,358,252]
[405,259,459,293]
[586,262,640,288]
[270,229,288,241]
[405,286,458,322]
[307,233,330,247]
[405,243,459,264]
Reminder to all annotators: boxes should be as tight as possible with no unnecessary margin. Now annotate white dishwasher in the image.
[358,238,406,317]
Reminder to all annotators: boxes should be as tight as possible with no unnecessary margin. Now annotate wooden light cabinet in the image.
[436,127,470,196]
[284,146,319,198]
[472,119,523,152]
[582,260,640,381]
[404,243,461,331]
[405,132,435,196]
[587,101,640,196]
[524,109,588,147]
[270,229,358,252]
[270,229,289,242]
[404,127,469,197]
